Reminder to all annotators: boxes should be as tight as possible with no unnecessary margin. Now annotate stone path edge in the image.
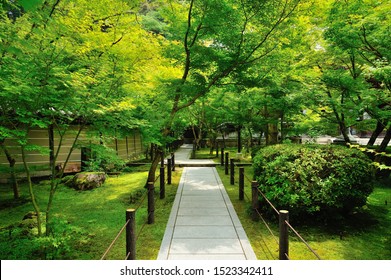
[211,167,257,260]
[157,167,188,260]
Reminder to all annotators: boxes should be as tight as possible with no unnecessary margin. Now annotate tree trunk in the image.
[48,124,55,174]
[209,135,216,155]
[247,127,254,150]
[266,123,279,145]
[340,124,351,143]
[146,148,163,185]
[21,145,42,236]
[9,159,19,199]
[46,124,83,236]
[378,124,391,152]
[222,133,226,148]
[237,126,242,153]
[0,140,20,199]
[367,120,386,147]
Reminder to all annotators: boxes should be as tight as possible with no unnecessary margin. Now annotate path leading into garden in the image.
[157,144,257,260]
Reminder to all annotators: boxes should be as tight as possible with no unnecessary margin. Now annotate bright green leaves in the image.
[306,0,391,141]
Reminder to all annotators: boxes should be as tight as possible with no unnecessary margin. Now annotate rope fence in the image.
[100,152,176,260]
[221,151,321,260]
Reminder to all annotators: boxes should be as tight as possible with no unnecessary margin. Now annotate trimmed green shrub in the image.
[253,144,375,220]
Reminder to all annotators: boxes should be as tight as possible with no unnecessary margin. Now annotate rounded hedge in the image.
[253,144,375,220]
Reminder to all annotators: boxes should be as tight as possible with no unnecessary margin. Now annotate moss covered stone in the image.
[70,172,106,191]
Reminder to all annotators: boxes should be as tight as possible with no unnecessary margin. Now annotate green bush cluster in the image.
[0,217,89,259]
[253,144,375,220]
[82,144,125,173]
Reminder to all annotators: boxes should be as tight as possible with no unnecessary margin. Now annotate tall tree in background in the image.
[144,0,304,183]
[314,0,390,146]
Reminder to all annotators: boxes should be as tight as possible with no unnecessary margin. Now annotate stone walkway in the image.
[157,145,256,260]
[171,144,216,167]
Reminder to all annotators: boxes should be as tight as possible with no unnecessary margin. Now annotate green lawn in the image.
[0,165,182,260]
[2,147,390,260]
[216,164,391,260]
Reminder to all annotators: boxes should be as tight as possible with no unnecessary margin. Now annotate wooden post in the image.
[192,142,196,158]
[167,158,172,185]
[230,158,235,185]
[160,167,165,199]
[279,210,289,260]
[220,148,224,166]
[225,152,229,175]
[251,181,259,221]
[171,152,175,171]
[239,167,244,200]
[126,209,136,260]
[147,182,155,224]
[216,144,219,158]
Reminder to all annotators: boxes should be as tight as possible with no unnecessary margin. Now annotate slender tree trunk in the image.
[266,123,279,145]
[339,122,351,143]
[46,124,83,236]
[378,124,391,152]
[21,145,42,236]
[367,120,386,147]
[280,113,284,142]
[237,126,242,153]
[247,127,253,149]
[146,147,163,185]
[48,124,55,173]
[209,135,216,155]
[0,140,19,199]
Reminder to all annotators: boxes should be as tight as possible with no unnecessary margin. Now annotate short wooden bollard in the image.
[239,167,244,200]
[220,148,225,166]
[147,182,155,224]
[192,143,196,158]
[167,158,172,185]
[126,209,136,260]
[251,181,260,221]
[279,210,289,260]
[160,166,165,199]
[230,158,235,185]
[225,152,229,175]
[171,153,175,171]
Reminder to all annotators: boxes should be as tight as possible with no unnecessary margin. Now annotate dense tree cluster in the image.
[0,0,390,236]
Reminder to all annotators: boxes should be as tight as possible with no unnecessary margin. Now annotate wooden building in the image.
[0,126,143,183]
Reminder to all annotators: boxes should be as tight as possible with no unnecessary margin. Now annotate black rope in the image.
[135,190,148,211]
[255,208,279,245]
[101,219,130,260]
[285,220,321,260]
[256,188,279,215]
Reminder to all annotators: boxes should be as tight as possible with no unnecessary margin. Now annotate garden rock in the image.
[70,172,106,190]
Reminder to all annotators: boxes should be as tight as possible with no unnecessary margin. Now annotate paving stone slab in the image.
[173,226,237,238]
[169,239,244,254]
[168,254,247,260]
[180,195,223,202]
[176,215,232,226]
[177,207,229,216]
[179,200,227,208]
